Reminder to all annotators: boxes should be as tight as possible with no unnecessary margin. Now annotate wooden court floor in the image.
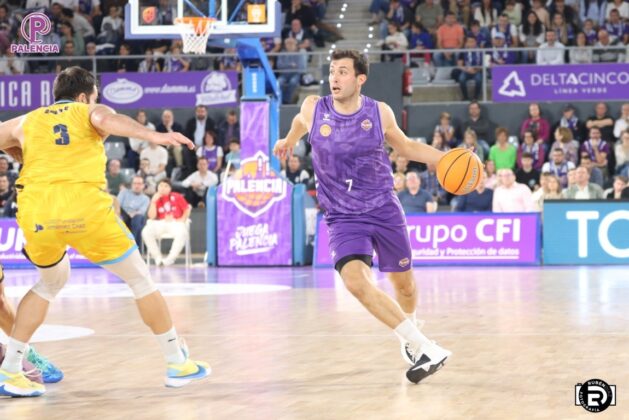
[1,265,628,419]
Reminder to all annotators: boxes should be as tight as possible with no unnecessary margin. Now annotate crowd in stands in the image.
[393,101,629,214]
[370,0,629,99]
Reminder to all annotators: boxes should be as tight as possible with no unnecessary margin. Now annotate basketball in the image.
[142,7,156,24]
[436,148,483,195]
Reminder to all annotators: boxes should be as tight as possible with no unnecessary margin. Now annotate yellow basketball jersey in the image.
[18,101,106,188]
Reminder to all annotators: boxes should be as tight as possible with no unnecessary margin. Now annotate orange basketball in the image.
[436,148,483,195]
[142,7,157,24]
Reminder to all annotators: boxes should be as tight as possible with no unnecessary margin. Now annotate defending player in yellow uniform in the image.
[0,67,210,397]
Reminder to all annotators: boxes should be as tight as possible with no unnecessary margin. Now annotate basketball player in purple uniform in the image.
[274,50,451,384]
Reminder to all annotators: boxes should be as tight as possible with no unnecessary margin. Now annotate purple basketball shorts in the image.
[326,199,412,272]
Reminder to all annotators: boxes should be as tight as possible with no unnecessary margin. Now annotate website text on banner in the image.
[492,64,629,102]
[315,213,541,267]
[100,71,239,109]
[544,201,629,265]
[0,219,93,268]
[0,74,56,111]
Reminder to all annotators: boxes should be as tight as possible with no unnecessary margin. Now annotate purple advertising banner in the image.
[101,71,238,109]
[315,213,541,266]
[241,101,270,160]
[216,97,294,265]
[217,152,293,265]
[0,219,93,268]
[492,64,629,102]
[0,74,55,111]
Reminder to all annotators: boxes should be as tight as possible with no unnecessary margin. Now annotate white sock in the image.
[404,311,417,324]
[395,312,418,344]
[155,327,186,364]
[394,319,434,353]
[1,338,27,373]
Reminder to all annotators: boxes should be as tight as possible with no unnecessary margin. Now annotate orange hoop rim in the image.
[174,17,216,35]
[174,16,217,26]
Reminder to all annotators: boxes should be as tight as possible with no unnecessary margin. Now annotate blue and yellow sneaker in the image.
[165,359,211,388]
[165,339,210,388]
[0,368,46,397]
[26,346,63,384]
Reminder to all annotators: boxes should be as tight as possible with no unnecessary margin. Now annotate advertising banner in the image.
[543,201,629,265]
[100,71,238,108]
[217,151,293,265]
[315,213,541,266]
[492,63,629,102]
[215,98,292,265]
[0,74,55,111]
[240,101,270,159]
[0,219,93,268]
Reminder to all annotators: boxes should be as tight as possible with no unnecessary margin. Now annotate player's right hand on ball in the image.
[273,139,293,160]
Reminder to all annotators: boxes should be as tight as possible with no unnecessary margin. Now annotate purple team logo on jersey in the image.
[361,119,373,131]
[11,13,60,53]
[221,151,287,218]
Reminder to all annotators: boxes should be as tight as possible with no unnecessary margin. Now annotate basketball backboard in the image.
[125,0,281,41]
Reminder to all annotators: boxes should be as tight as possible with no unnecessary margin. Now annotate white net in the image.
[174,18,215,54]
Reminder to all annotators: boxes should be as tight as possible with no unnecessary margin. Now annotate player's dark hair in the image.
[330,49,369,77]
[53,66,96,102]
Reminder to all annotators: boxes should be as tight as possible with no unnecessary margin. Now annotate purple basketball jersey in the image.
[309,95,394,215]
[201,146,219,169]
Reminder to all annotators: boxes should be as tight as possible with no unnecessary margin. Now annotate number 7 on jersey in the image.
[345,179,353,192]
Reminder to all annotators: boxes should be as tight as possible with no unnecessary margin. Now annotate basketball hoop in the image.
[174,17,216,54]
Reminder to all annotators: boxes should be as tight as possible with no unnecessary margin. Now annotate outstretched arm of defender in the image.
[89,104,195,150]
[379,102,445,166]
[273,95,318,160]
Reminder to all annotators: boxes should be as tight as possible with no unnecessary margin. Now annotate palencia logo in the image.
[11,12,59,54]
[221,151,287,218]
[575,379,616,413]
[102,79,143,104]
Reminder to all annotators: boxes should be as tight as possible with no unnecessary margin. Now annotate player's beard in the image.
[335,84,360,104]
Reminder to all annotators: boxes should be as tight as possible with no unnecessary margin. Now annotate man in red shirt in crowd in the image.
[142,179,191,266]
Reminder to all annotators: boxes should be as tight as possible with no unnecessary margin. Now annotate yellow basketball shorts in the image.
[16,184,137,267]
